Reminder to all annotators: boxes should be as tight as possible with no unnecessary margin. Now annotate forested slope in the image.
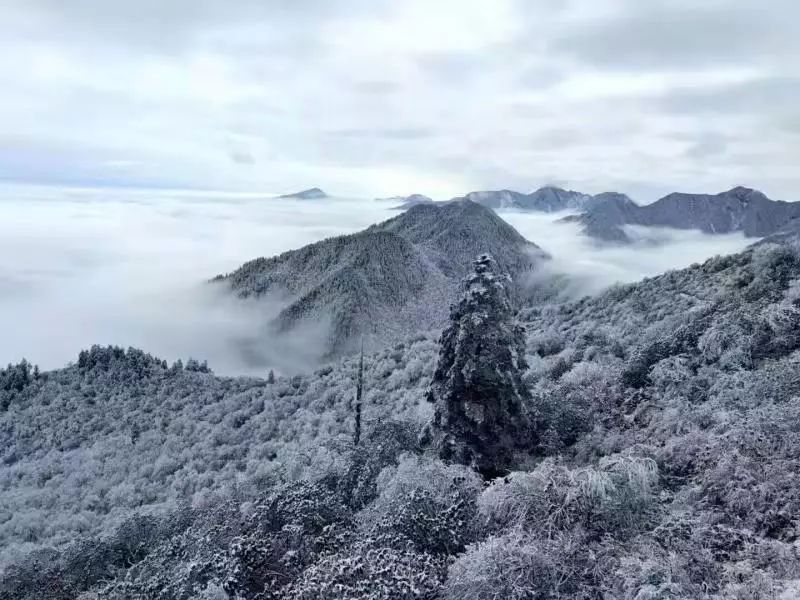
[0,339,439,568]
[3,242,800,598]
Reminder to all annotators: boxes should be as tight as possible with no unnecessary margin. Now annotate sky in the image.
[0,0,798,201]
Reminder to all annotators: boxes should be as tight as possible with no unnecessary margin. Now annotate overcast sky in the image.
[1,0,798,201]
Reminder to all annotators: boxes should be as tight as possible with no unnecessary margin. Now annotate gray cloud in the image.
[547,1,800,69]
[683,132,731,160]
[351,80,400,96]
[415,50,493,84]
[659,76,800,116]
[0,0,798,199]
[325,127,434,141]
[8,0,391,53]
[229,150,255,165]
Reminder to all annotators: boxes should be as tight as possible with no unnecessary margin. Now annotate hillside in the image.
[213,200,548,357]
[454,185,592,212]
[559,192,640,243]
[569,186,800,243]
[3,240,800,598]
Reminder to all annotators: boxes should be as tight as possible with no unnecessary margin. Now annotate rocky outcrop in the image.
[422,254,531,478]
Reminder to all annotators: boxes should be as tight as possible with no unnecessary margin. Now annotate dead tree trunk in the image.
[353,341,364,446]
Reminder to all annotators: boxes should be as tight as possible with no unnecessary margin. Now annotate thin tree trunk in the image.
[354,340,364,446]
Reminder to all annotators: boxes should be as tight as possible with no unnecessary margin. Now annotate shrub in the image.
[360,455,482,554]
[280,545,445,600]
[442,529,601,600]
[478,454,659,537]
[611,545,701,600]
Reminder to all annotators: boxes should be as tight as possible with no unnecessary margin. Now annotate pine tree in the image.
[422,254,531,478]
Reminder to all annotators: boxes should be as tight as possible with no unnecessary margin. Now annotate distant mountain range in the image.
[564,186,800,243]
[214,200,548,357]
[277,184,798,247]
[380,185,799,244]
[379,187,594,212]
[390,194,434,209]
[456,186,593,212]
[278,187,329,200]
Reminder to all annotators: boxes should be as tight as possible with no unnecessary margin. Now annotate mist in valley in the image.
[0,185,389,374]
[503,211,753,297]
[0,185,754,375]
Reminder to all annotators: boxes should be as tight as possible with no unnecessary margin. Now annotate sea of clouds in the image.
[0,185,753,375]
[502,211,753,297]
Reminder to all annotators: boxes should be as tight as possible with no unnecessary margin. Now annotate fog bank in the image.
[0,186,754,374]
[501,211,753,297]
[0,184,389,374]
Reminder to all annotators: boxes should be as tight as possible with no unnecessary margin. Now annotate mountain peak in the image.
[390,194,435,210]
[726,186,767,201]
[278,187,328,200]
[455,187,592,212]
[728,185,756,194]
[591,192,637,206]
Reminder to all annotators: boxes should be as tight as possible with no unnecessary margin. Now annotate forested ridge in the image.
[3,241,800,598]
[212,199,547,357]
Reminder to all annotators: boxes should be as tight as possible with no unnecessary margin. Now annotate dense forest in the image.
[2,240,800,598]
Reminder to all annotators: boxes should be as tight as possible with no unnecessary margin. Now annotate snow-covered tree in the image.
[422,254,532,478]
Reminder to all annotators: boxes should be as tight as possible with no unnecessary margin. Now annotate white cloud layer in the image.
[0,1,798,200]
[0,185,753,374]
[0,185,391,374]
[503,212,752,296]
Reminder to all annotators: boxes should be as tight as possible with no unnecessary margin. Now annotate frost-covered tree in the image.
[0,358,34,411]
[422,254,531,477]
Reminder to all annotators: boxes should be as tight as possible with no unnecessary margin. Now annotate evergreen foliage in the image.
[422,254,532,477]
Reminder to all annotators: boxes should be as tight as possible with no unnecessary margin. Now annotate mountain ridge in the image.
[451,185,593,212]
[566,186,800,242]
[214,199,548,357]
